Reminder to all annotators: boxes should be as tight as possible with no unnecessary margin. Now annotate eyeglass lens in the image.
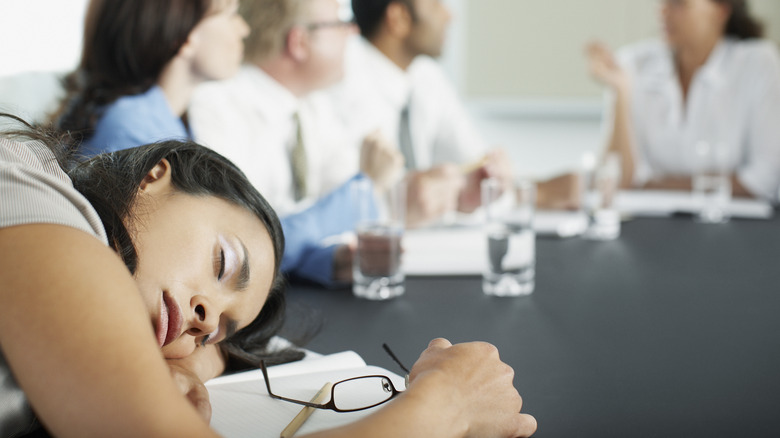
[332,376,395,411]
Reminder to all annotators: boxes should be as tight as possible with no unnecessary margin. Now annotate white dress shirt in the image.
[189,65,358,216]
[327,37,487,171]
[613,38,780,201]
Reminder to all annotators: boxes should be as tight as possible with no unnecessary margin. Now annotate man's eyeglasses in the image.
[303,18,356,32]
[259,344,410,413]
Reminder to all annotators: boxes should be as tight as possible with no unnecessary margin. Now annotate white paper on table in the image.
[206,351,405,438]
[615,190,773,219]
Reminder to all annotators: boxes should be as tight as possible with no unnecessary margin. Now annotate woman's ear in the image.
[713,1,732,28]
[139,159,174,194]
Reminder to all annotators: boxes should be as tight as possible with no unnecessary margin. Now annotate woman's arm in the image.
[302,339,537,438]
[586,42,638,189]
[642,174,754,198]
[0,224,219,438]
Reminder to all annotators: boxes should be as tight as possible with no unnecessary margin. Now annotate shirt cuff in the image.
[289,244,341,287]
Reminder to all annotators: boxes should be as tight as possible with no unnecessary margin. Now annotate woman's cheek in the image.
[161,339,197,360]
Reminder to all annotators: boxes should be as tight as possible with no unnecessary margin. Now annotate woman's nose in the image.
[185,295,220,337]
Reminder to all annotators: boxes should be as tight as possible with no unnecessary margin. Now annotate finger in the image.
[427,338,452,350]
[514,413,538,437]
[191,394,212,422]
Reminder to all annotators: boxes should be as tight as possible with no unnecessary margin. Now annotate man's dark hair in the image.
[352,0,415,40]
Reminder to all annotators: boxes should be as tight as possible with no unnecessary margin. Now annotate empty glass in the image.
[481,178,536,297]
[692,140,731,224]
[582,152,621,240]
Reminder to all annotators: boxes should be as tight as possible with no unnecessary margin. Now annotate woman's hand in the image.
[168,363,212,423]
[586,41,629,92]
[408,338,537,438]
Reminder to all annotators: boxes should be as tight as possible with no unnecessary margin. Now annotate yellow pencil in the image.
[279,382,334,438]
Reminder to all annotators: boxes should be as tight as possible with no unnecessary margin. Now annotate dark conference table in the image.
[283,215,780,438]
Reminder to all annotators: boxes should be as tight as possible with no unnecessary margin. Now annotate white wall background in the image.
[0,0,89,76]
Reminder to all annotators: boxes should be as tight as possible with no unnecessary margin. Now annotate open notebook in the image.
[206,351,405,438]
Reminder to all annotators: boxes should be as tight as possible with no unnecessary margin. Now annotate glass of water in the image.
[692,141,731,224]
[582,152,621,240]
[481,178,536,297]
[353,178,406,300]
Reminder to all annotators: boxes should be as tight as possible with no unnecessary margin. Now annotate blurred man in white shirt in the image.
[331,0,579,215]
[190,0,401,215]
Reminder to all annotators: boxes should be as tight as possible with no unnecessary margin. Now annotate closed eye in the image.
[214,249,226,280]
[218,249,226,279]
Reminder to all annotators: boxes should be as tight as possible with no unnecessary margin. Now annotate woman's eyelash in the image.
[218,249,226,279]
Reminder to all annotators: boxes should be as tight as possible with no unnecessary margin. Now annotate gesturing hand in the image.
[585,41,629,92]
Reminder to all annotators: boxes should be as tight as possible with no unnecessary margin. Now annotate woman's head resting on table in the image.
[4,113,292,368]
[660,0,763,50]
[69,140,288,363]
[54,0,249,135]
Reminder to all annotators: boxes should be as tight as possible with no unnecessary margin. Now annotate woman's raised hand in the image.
[586,41,629,92]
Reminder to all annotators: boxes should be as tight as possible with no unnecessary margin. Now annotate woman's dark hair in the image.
[713,0,764,39]
[2,113,303,370]
[50,0,213,141]
[352,0,415,40]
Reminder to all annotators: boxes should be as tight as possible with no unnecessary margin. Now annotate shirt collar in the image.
[359,38,413,108]
[645,38,730,90]
[695,38,731,88]
[240,64,300,121]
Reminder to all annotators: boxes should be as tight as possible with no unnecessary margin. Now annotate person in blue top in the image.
[52,0,385,286]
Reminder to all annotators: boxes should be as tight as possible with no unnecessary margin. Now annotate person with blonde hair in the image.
[190,0,405,286]
[587,0,780,200]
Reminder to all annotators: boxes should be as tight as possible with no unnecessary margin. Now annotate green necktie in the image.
[291,112,308,201]
[398,101,416,170]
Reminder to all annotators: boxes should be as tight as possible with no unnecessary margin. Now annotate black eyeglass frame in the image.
[259,361,404,413]
[303,18,356,31]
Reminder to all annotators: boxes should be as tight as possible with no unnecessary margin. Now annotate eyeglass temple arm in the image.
[382,343,410,374]
[260,361,333,409]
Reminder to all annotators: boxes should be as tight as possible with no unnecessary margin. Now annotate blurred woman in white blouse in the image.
[587,0,780,201]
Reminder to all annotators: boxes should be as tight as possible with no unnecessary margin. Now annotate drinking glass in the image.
[481,178,536,297]
[352,178,406,300]
[582,152,621,240]
[692,140,731,224]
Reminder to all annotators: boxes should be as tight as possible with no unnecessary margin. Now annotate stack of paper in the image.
[615,190,774,219]
[206,352,404,438]
[400,211,586,276]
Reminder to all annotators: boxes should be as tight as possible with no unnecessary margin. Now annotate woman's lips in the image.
[157,292,183,348]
